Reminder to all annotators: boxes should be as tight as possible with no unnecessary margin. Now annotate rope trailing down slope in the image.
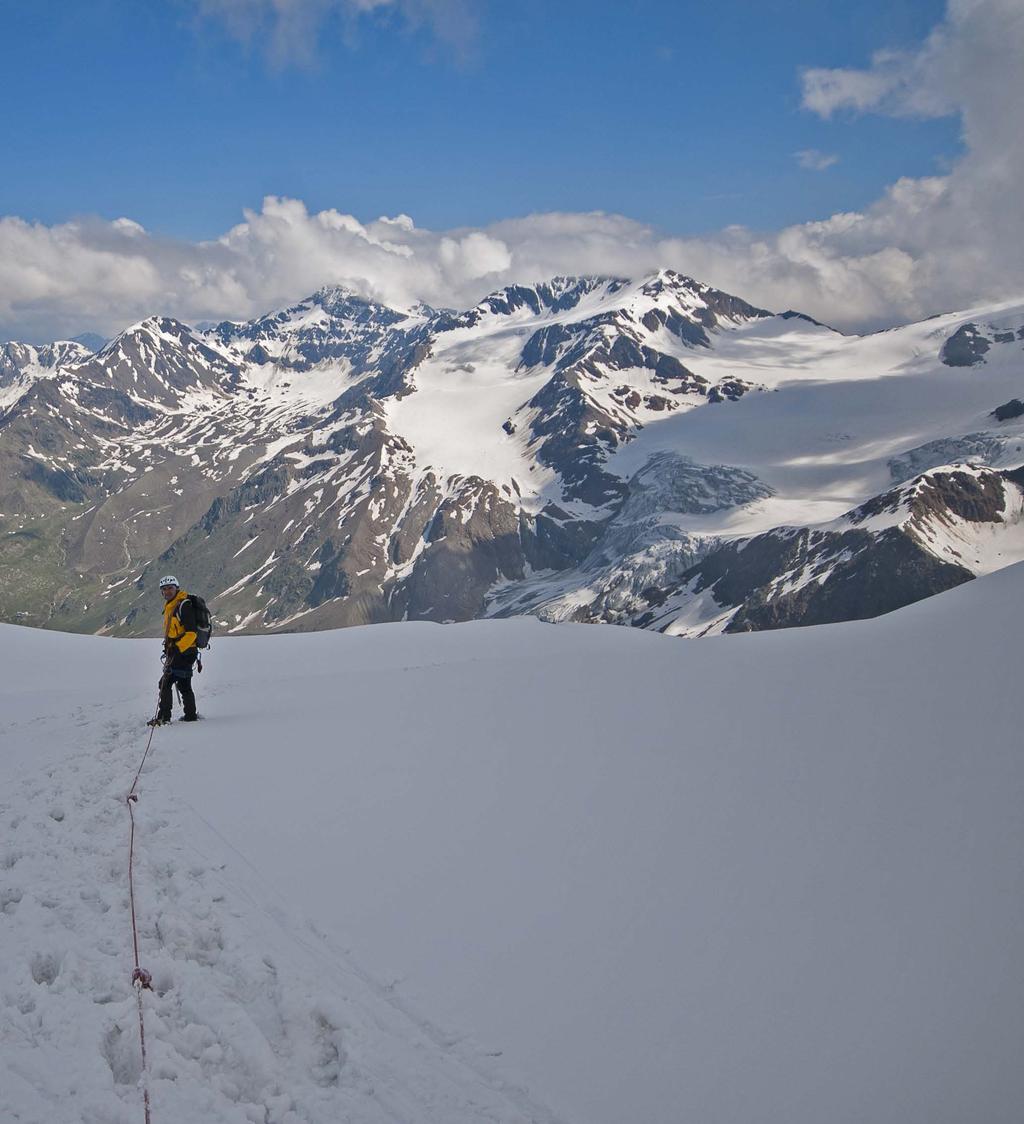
[126,722,158,1124]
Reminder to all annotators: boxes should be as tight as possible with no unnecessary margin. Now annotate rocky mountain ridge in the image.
[1,271,1022,638]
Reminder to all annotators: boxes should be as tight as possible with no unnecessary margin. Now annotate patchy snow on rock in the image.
[910,471,1024,574]
[4,275,1024,640]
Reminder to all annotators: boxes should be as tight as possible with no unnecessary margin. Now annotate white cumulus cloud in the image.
[1,2,1021,342]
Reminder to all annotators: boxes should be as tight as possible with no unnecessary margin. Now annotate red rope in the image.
[128,722,157,804]
[126,722,157,1124]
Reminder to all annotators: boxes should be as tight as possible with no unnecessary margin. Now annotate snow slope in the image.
[609,299,1024,537]
[384,328,555,497]
[2,568,1023,1123]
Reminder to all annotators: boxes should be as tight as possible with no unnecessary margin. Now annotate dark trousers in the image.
[158,649,198,721]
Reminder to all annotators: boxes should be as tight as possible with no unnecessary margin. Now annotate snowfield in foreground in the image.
[2,568,1023,1123]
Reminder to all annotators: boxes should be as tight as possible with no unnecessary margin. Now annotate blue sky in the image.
[1,0,957,239]
[2,0,1020,341]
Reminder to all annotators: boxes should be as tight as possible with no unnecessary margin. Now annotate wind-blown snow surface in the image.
[3,569,1023,1123]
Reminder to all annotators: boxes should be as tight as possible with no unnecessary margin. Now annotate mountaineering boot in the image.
[147,716,170,727]
[180,715,198,722]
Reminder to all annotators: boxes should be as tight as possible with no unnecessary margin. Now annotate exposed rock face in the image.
[853,465,1012,528]
[779,310,834,329]
[396,480,525,621]
[993,399,1024,422]
[2,274,1022,641]
[707,378,755,403]
[940,318,1024,367]
[942,323,992,366]
[685,526,971,633]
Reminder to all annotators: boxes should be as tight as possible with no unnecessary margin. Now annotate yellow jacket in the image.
[163,589,198,653]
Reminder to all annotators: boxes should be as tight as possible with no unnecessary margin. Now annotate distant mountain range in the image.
[1,270,1022,637]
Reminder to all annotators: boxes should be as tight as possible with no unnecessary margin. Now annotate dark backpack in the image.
[178,593,213,649]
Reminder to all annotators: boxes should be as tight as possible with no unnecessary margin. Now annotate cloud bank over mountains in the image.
[2,0,1020,342]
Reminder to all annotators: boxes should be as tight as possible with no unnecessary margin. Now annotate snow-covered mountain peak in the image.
[307,283,413,322]
[639,267,703,295]
[450,276,628,330]
[437,271,774,352]
[1,338,92,379]
[69,315,243,408]
[628,268,773,329]
[96,314,209,358]
[208,290,390,346]
[0,338,95,412]
[44,339,95,366]
[5,274,1024,641]
[200,285,433,378]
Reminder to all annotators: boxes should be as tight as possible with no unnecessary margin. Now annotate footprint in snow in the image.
[1,887,23,914]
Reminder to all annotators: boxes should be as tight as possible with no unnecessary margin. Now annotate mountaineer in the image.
[147,575,212,726]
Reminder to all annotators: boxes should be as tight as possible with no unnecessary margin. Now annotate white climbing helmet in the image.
[158,574,180,589]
